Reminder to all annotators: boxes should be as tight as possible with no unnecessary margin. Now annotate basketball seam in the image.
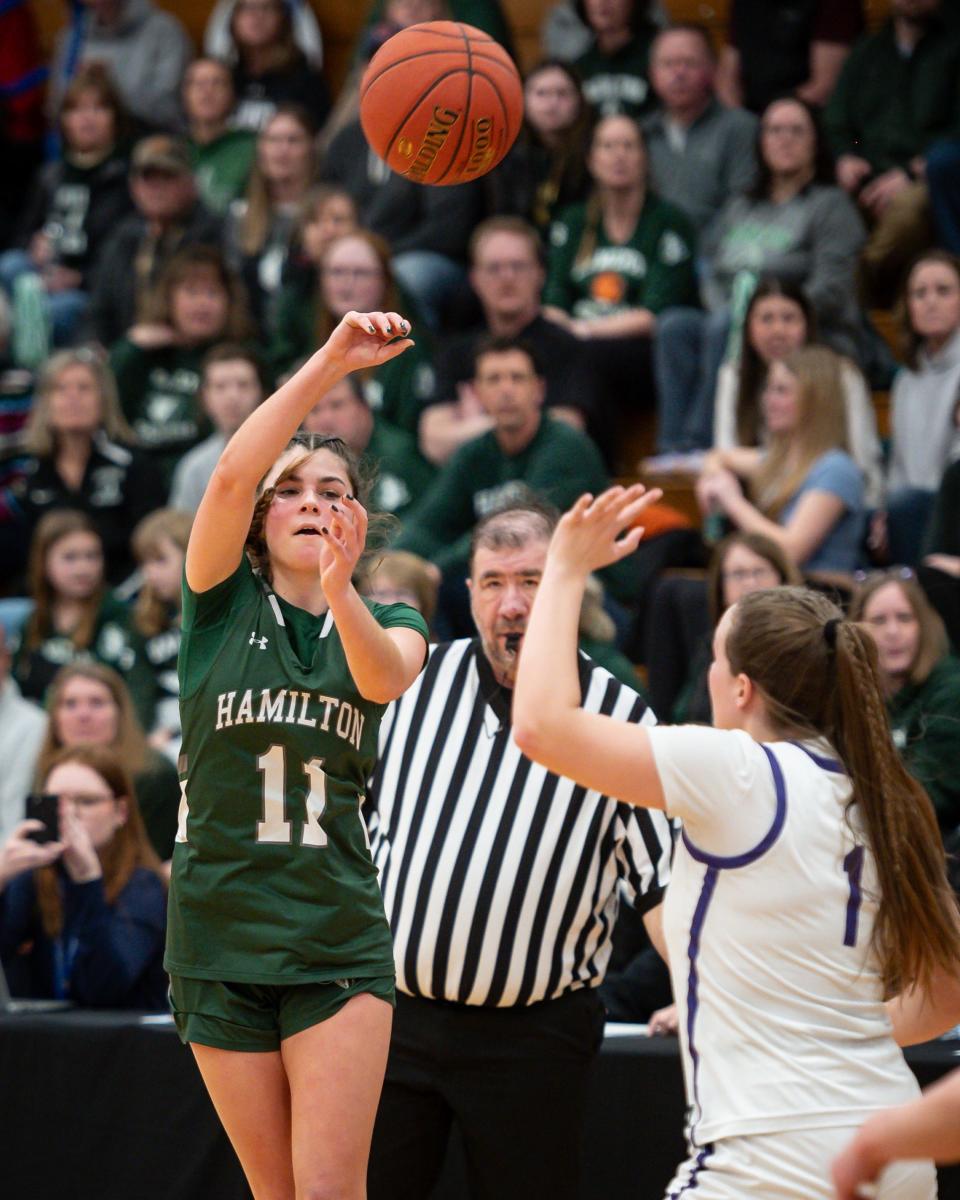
[360,46,515,98]
[432,23,474,185]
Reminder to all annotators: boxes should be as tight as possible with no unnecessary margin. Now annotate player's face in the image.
[860,581,921,686]
[56,678,120,745]
[720,544,782,607]
[589,116,645,190]
[761,361,801,435]
[906,260,960,346]
[708,606,745,730]
[301,380,371,452]
[760,99,815,178]
[46,532,104,600]
[321,237,386,318]
[470,232,544,319]
[468,540,547,686]
[47,364,103,434]
[44,760,127,851]
[142,535,185,605]
[524,67,580,139]
[473,350,544,436]
[650,31,713,111]
[748,296,808,364]
[262,447,357,575]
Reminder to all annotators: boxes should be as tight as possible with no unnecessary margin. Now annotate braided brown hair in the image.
[726,587,960,997]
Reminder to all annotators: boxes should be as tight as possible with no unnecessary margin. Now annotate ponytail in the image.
[727,588,960,997]
[830,619,960,996]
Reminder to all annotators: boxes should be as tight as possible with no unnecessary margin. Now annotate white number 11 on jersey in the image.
[256,743,328,847]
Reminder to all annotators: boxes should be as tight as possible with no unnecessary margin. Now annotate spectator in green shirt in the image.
[397,335,636,631]
[182,58,257,218]
[852,569,960,837]
[574,0,659,120]
[543,112,697,467]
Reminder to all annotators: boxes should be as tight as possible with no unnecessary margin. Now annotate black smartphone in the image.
[24,794,60,844]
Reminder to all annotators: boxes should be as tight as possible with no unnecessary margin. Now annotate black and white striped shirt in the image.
[367,638,672,1007]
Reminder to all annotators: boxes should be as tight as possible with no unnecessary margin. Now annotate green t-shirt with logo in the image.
[188,130,258,217]
[109,339,211,489]
[544,194,698,319]
[574,28,658,120]
[165,557,428,984]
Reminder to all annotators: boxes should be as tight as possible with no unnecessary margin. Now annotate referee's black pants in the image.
[367,988,605,1200]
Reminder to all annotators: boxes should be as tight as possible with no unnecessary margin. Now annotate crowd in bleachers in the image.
[1,0,959,1008]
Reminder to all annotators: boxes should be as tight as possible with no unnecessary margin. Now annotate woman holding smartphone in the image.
[513,485,960,1200]
[165,308,428,1200]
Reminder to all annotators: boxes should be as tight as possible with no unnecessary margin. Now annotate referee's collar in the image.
[474,639,514,730]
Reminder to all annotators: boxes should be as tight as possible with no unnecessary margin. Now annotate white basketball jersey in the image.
[648,726,921,1146]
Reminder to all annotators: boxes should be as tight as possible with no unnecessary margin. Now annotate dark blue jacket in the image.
[0,866,167,1009]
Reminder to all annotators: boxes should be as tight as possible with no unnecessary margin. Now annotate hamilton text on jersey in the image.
[214,687,365,751]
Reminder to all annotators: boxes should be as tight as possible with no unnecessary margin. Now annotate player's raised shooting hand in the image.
[548,485,662,577]
[327,311,414,374]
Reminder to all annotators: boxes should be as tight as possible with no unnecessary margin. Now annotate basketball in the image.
[359,21,523,187]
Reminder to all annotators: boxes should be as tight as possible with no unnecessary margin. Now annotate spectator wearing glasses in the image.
[851,569,960,836]
[270,229,435,436]
[0,743,167,1008]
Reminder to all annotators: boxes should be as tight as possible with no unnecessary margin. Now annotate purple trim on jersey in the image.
[680,744,787,870]
[668,1142,715,1197]
[789,740,845,774]
[684,865,718,1145]
[843,844,864,947]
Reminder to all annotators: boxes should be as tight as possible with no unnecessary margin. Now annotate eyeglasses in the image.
[53,792,115,808]
[852,566,915,584]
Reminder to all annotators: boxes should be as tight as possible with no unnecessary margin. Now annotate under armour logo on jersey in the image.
[249,632,269,649]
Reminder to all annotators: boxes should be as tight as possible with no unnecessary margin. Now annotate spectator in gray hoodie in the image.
[49,0,192,133]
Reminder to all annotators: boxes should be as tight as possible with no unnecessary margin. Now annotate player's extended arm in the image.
[832,1068,960,1199]
[186,311,413,593]
[513,487,666,810]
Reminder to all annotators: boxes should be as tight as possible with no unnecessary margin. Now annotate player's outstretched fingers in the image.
[383,312,411,339]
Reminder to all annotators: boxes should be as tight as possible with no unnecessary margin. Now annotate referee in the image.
[366,500,672,1200]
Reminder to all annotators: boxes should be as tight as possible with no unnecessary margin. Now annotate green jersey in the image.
[544,194,698,319]
[165,557,428,985]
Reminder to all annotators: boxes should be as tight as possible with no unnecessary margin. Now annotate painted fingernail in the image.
[385,323,393,333]
[331,504,339,512]
[367,325,375,333]
[345,494,354,501]
[401,320,409,330]
[321,526,329,534]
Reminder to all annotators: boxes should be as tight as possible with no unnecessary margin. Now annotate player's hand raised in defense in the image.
[548,485,662,578]
[326,310,414,375]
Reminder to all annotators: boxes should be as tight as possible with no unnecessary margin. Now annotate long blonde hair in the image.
[751,345,848,519]
[238,104,317,257]
[25,350,134,456]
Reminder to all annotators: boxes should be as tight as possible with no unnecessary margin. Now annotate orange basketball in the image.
[359,21,523,188]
